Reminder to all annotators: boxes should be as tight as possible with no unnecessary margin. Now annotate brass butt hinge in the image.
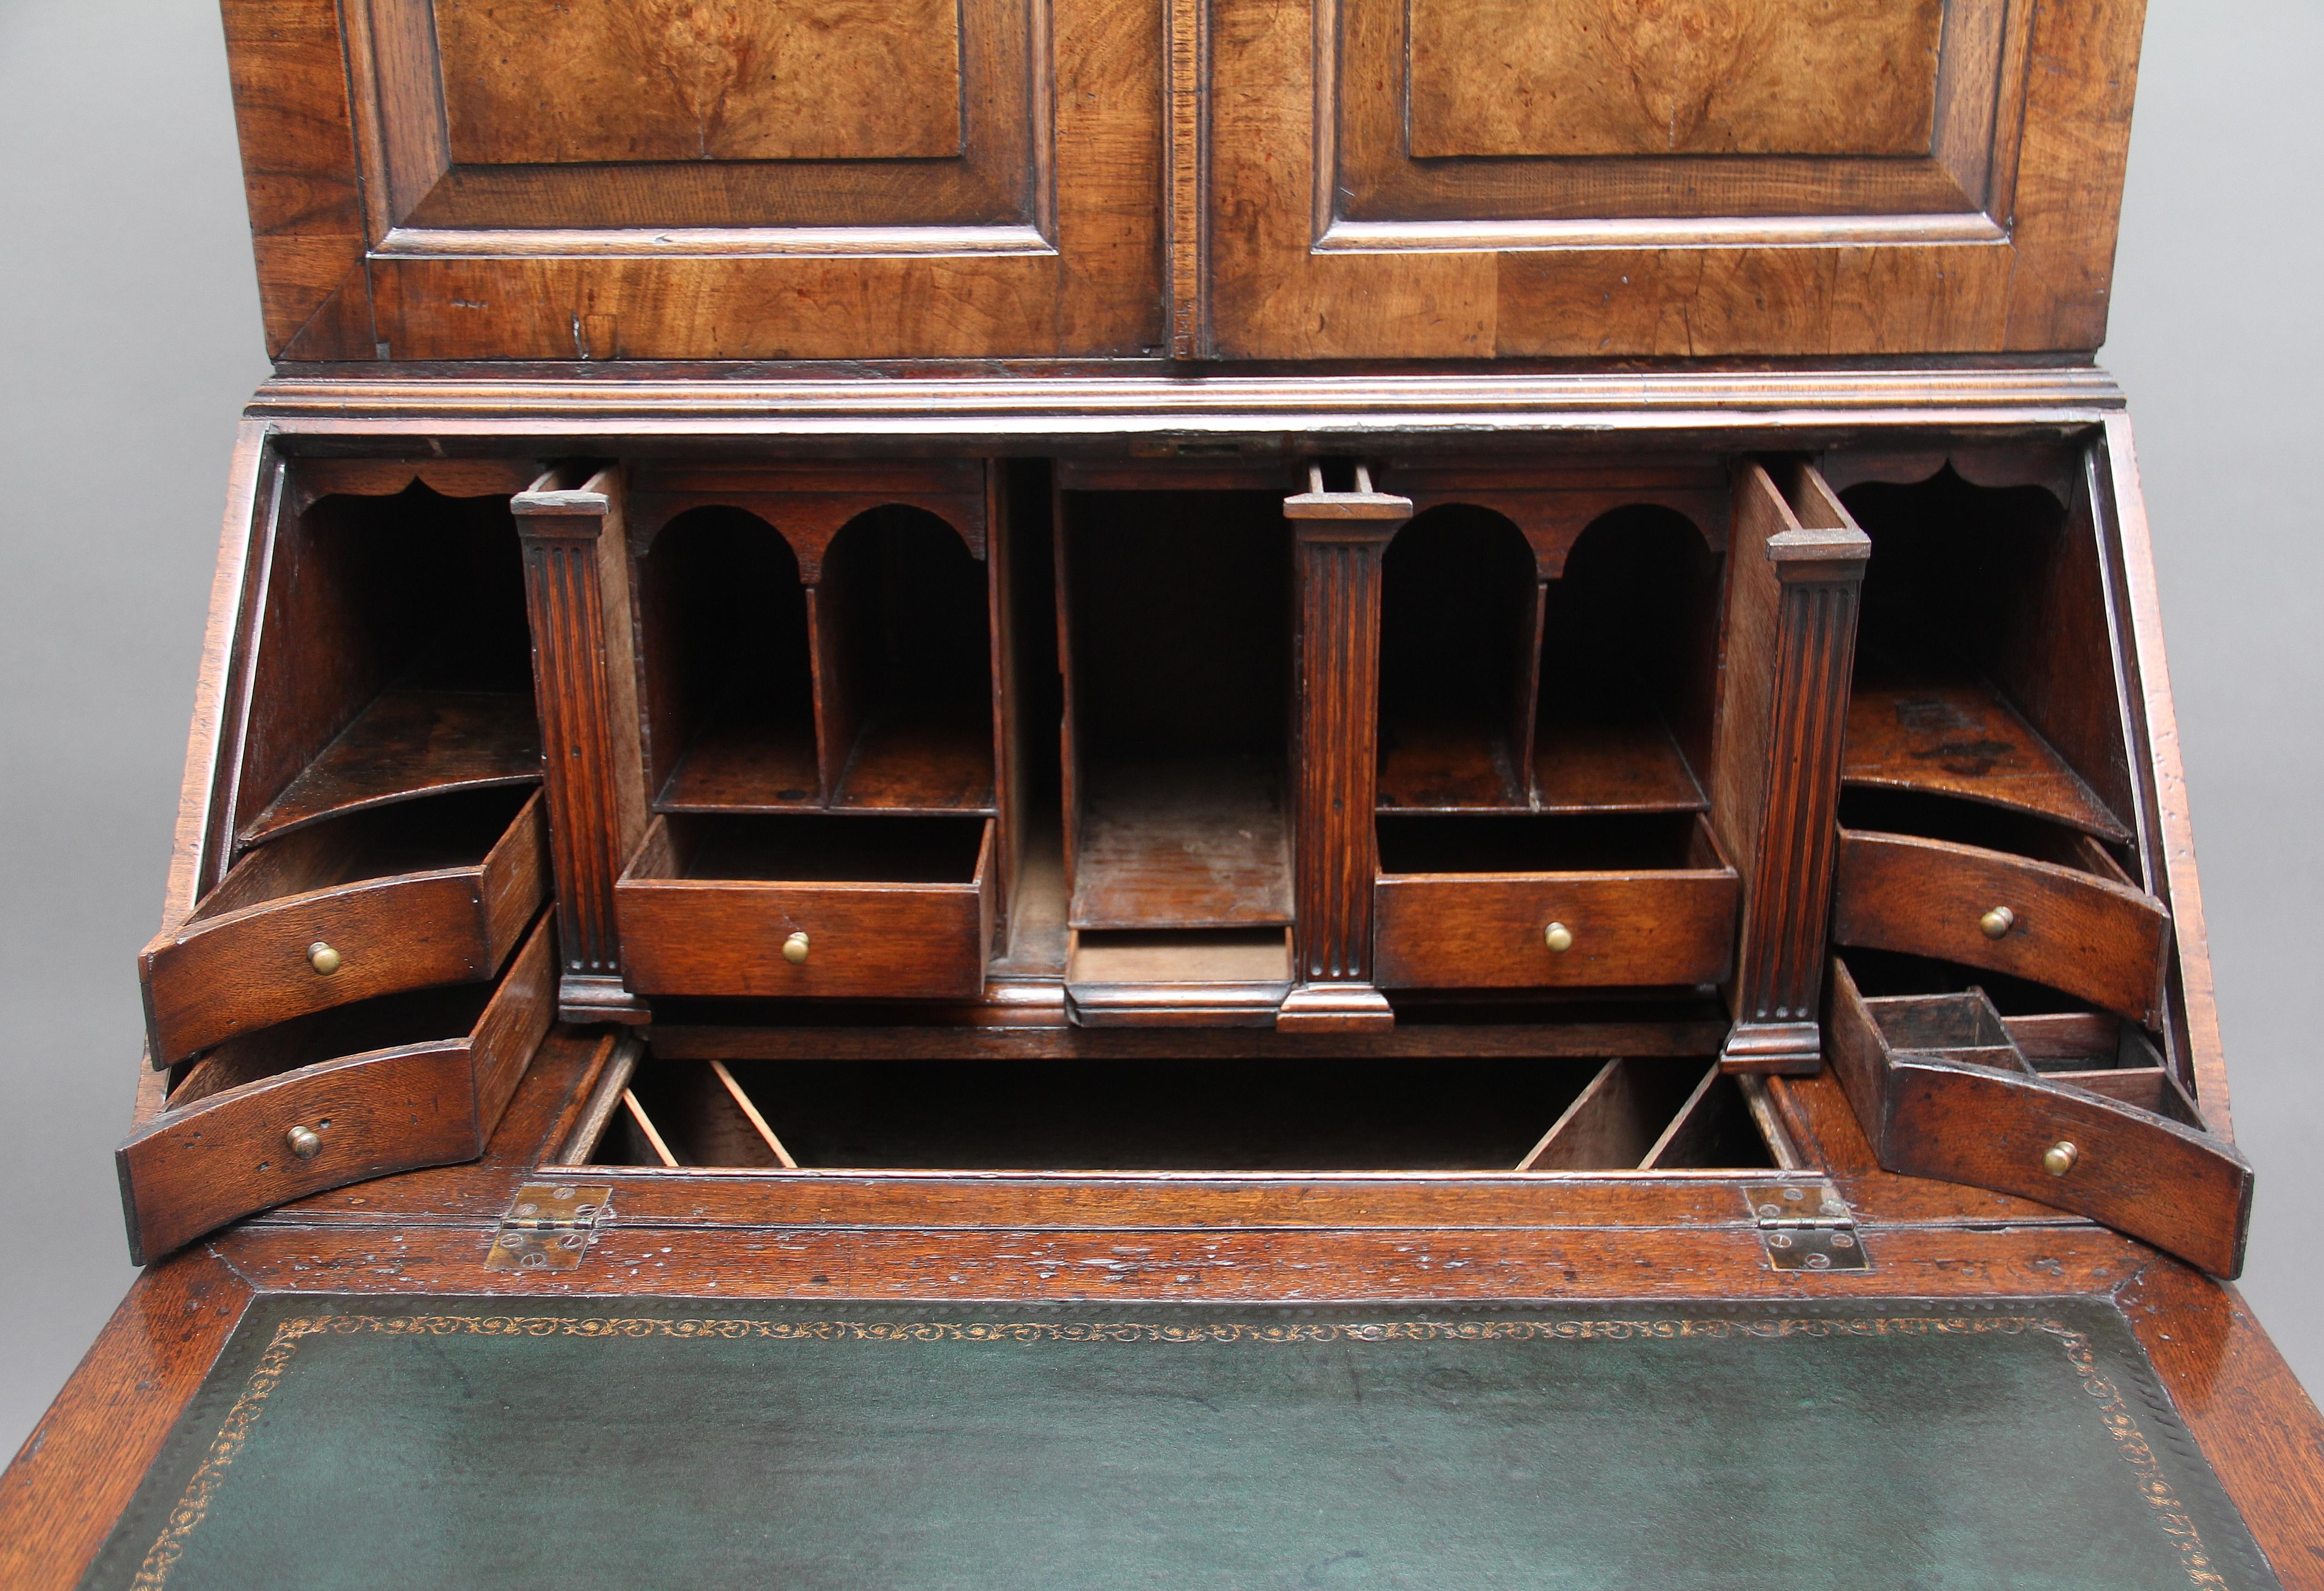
[1743,1180,1870,1272]
[485,1182,614,1273]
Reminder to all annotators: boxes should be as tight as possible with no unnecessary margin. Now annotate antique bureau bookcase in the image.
[6,0,2323,1585]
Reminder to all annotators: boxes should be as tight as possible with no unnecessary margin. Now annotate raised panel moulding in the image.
[1408,0,1943,158]
[435,0,967,164]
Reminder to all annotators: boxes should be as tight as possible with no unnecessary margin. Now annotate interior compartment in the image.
[238,478,540,845]
[646,812,990,883]
[196,788,537,918]
[814,507,995,812]
[992,462,1068,976]
[1377,811,1717,874]
[1060,489,1293,929]
[635,506,820,811]
[1841,465,2135,843]
[167,971,504,1107]
[1837,789,2136,879]
[582,1054,1774,1172]
[1376,506,1538,810]
[1534,507,1722,813]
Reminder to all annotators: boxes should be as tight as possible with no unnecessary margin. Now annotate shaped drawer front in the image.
[117,917,555,1263]
[1374,871,1736,989]
[141,790,549,1065]
[1832,831,2169,1025]
[616,816,995,1000]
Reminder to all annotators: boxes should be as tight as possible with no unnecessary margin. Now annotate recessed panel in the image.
[435,0,965,164]
[1408,0,1943,159]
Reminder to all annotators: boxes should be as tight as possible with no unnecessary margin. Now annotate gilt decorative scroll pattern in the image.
[1408,0,1944,158]
[434,0,967,164]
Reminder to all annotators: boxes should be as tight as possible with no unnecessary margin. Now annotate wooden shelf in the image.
[241,690,540,844]
[657,710,820,813]
[832,711,996,813]
[1376,717,1527,812]
[1843,673,2130,841]
[1533,704,1706,814]
[1070,756,1291,930]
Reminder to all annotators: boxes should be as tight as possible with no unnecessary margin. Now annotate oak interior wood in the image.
[1061,490,1294,930]
[1842,467,2135,841]
[237,481,539,847]
[644,813,991,885]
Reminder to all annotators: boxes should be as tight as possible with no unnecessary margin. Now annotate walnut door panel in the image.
[616,814,996,999]
[1372,813,1738,989]
[1832,829,2170,1026]
[117,916,556,1263]
[1200,0,2143,358]
[229,0,1164,359]
[140,789,549,1066]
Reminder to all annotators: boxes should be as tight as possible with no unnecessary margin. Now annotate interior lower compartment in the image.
[577,1053,1780,1172]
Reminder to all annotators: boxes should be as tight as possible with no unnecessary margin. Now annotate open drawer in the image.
[140,788,549,1066]
[1831,793,2170,1026]
[615,813,995,1000]
[117,915,556,1263]
[1372,813,1738,989]
[1825,958,2250,1276]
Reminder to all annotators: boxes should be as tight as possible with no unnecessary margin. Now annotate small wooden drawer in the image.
[140,788,549,1066]
[1373,813,1738,989]
[616,814,995,1000]
[1825,959,2249,1277]
[1832,823,2169,1026]
[117,915,556,1263]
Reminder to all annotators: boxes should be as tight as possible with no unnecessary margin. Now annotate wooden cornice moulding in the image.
[242,366,2129,434]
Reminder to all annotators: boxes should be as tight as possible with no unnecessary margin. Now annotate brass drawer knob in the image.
[307,941,343,975]
[783,931,811,965]
[286,1124,323,1159]
[1543,922,1574,953]
[1978,907,2015,940]
[2042,1141,2078,1177]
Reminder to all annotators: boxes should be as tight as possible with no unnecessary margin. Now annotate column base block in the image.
[558,974,652,1027]
[1720,1019,1822,1075]
[1274,983,1396,1034]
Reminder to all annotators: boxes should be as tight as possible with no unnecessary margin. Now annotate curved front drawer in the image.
[1832,829,2169,1024]
[1373,869,1738,989]
[118,918,555,1262]
[141,791,548,1065]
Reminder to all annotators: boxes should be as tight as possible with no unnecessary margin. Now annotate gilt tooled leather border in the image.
[124,1308,2271,1591]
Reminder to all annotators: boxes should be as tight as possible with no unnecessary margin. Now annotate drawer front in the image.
[141,793,549,1065]
[1373,872,1738,989]
[117,919,556,1263]
[1832,831,2170,1025]
[617,880,992,1000]
[117,1045,481,1263]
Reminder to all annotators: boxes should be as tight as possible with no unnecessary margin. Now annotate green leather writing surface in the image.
[84,1297,2277,1591]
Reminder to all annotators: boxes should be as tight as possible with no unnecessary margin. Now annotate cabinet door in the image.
[1198,0,2142,359]
[228,0,1163,360]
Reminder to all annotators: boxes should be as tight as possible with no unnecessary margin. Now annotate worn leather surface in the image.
[82,1296,2279,1591]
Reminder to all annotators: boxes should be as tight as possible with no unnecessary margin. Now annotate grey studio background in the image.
[1,0,2318,1460]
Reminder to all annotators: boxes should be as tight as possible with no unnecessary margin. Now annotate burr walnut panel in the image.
[1408,0,1945,159]
[435,0,966,165]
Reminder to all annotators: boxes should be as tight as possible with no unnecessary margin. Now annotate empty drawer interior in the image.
[576,1054,1778,1173]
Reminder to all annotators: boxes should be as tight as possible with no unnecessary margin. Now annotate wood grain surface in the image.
[142,789,547,1065]
[1833,828,2171,1025]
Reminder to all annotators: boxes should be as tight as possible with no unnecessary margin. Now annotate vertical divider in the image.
[1052,475,1080,893]
[515,463,652,1025]
[1515,577,1548,807]
[1278,466,1410,1032]
[1711,461,1870,1074]
[806,561,860,808]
